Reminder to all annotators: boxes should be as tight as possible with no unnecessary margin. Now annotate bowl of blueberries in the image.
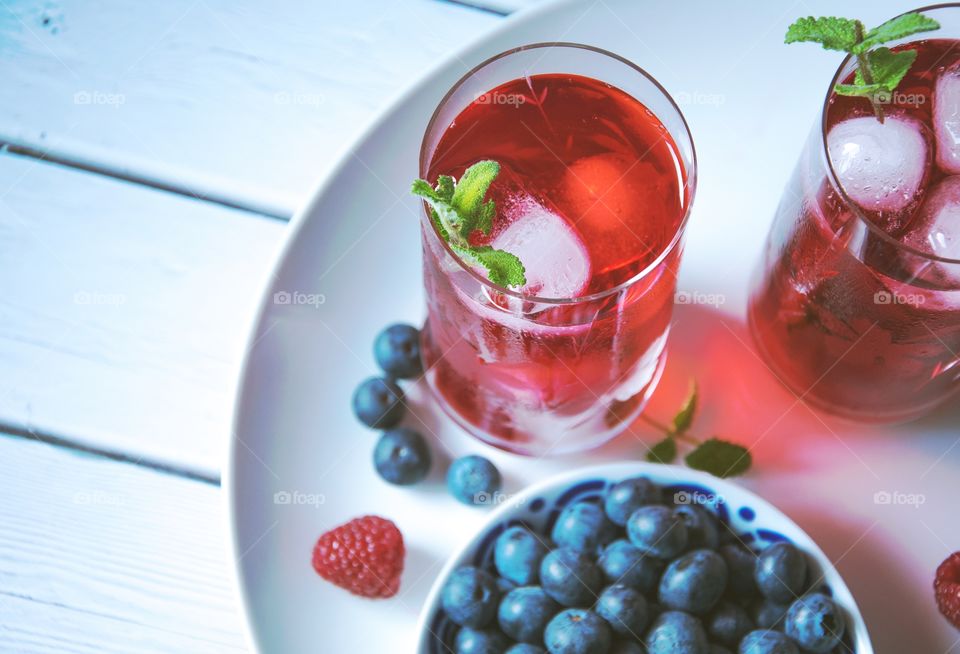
[416,462,873,654]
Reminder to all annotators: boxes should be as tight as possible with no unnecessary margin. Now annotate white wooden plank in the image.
[0,151,285,476]
[0,433,245,652]
[0,0,503,216]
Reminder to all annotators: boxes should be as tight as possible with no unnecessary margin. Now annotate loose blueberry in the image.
[447,455,502,506]
[595,584,649,639]
[373,323,424,379]
[442,566,501,628]
[495,526,549,586]
[737,630,799,654]
[784,593,844,653]
[507,645,547,654]
[498,586,558,644]
[604,476,662,526]
[551,501,617,554]
[645,610,708,654]
[540,547,604,608]
[705,601,753,647]
[372,428,431,485]
[672,505,719,550]
[750,600,790,630]
[352,376,405,429]
[598,539,664,595]
[455,626,510,654]
[626,506,688,560]
[719,544,759,600]
[658,549,727,615]
[544,608,612,654]
[754,542,808,604]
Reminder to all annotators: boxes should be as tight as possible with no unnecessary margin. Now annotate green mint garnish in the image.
[412,161,526,288]
[641,380,751,478]
[785,12,940,122]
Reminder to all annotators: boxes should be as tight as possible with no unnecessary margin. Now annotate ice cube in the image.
[898,175,960,285]
[827,115,929,214]
[935,66,960,174]
[490,196,591,299]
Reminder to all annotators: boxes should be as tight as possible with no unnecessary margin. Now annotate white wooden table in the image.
[2,1,959,652]
[0,0,531,649]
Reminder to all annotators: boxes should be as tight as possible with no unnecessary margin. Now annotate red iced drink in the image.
[418,45,695,454]
[750,31,960,421]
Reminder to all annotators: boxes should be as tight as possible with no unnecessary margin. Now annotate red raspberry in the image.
[312,515,404,599]
[935,551,960,629]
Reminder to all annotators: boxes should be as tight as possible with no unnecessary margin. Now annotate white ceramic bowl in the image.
[416,462,874,653]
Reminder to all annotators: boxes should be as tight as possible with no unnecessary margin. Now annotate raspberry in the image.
[312,515,404,599]
[935,551,960,629]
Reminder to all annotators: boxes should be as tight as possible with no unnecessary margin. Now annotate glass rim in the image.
[821,2,960,266]
[418,41,698,305]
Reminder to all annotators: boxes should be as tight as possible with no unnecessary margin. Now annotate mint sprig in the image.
[412,161,526,288]
[785,12,940,122]
[642,380,752,479]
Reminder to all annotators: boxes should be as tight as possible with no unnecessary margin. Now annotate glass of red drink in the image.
[749,5,960,422]
[418,43,696,455]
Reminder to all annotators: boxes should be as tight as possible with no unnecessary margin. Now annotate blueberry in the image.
[498,586,558,644]
[540,548,603,607]
[598,540,664,595]
[644,610,708,654]
[754,542,808,604]
[551,501,617,554]
[373,323,423,379]
[495,526,549,586]
[705,601,753,646]
[605,476,662,525]
[750,600,790,630]
[442,566,501,628]
[610,641,646,654]
[784,593,845,653]
[507,645,547,654]
[626,506,688,559]
[372,428,431,485]
[455,626,510,654]
[352,376,405,428]
[544,609,612,654]
[718,544,759,600]
[737,630,798,654]
[672,505,719,550]
[658,549,728,615]
[595,584,649,639]
[447,455,502,506]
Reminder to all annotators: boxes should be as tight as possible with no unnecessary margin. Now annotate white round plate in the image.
[227,0,950,652]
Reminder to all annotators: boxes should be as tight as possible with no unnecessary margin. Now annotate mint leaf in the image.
[672,381,698,434]
[454,244,526,288]
[857,12,940,52]
[685,438,752,478]
[834,82,885,97]
[647,436,677,464]
[863,46,917,91]
[785,16,860,51]
[412,161,527,288]
[451,160,499,237]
